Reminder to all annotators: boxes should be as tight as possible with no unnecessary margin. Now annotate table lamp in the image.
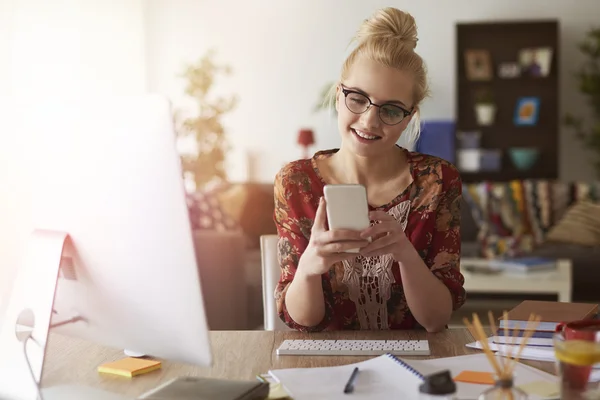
[297,129,315,159]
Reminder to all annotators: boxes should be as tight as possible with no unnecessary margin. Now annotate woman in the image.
[273,7,466,333]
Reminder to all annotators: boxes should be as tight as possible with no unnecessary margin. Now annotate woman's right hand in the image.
[298,197,369,277]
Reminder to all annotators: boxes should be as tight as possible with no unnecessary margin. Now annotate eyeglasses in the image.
[340,85,413,126]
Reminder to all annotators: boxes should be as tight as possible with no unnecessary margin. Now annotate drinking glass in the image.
[554,331,600,399]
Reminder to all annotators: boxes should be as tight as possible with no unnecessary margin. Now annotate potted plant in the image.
[314,81,337,114]
[564,27,600,178]
[174,49,238,191]
[474,87,496,126]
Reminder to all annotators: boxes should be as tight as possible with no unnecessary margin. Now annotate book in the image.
[268,353,557,400]
[97,357,161,378]
[498,300,599,331]
[492,329,554,347]
[488,257,556,272]
[139,376,270,400]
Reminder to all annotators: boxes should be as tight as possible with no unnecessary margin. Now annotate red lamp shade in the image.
[297,129,315,159]
[297,129,315,147]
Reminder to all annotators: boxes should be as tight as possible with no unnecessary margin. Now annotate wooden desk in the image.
[41,329,555,398]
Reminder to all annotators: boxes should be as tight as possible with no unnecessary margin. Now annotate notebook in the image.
[268,353,557,400]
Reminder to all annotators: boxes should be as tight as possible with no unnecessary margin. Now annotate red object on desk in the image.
[297,129,315,159]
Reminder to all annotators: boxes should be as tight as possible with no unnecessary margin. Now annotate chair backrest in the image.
[260,234,292,331]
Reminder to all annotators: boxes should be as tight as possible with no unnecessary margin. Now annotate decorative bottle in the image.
[479,377,528,400]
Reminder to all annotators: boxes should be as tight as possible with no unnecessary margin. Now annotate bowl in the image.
[508,147,540,170]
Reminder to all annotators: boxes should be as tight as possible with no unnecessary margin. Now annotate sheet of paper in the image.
[517,381,560,398]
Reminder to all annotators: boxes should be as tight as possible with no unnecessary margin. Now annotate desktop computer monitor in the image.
[0,95,212,400]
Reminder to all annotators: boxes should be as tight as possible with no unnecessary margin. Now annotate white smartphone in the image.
[323,184,371,253]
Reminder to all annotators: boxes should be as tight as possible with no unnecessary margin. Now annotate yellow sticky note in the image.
[97,357,161,378]
[518,381,560,398]
[454,370,495,385]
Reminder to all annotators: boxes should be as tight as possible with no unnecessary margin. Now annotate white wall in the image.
[0,0,147,319]
[145,0,600,183]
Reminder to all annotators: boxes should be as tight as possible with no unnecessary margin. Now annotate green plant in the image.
[564,27,600,178]
[314,81,336,113]
[175,49,238,189]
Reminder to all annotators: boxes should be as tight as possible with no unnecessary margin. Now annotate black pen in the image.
[343,367,360,394]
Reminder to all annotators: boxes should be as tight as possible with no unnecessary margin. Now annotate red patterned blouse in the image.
[273,147,466,331]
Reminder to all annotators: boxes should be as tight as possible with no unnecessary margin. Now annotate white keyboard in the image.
[276,339,430,356]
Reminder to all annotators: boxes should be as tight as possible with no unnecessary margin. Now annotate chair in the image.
[260,234,292,331]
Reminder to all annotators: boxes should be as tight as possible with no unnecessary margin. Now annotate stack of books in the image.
[492,300,599,350]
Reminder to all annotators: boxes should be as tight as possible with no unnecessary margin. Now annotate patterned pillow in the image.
[545,201,600,246]
[186,191,239,232]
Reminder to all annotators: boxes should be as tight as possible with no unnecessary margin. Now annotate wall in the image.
[145,0,600,183]
[0,0,147,320]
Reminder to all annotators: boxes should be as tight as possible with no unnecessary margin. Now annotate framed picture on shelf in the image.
[464,49,493,81]
[518,47,553,77]
[514,97,540,126]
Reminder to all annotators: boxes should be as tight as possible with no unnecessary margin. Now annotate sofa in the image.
[188,182,277,330]
[460,179,600,303]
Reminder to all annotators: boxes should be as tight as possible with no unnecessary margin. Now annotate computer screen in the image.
[0,95,212,400]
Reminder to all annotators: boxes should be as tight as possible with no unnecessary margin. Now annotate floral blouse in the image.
[273,147,466,331]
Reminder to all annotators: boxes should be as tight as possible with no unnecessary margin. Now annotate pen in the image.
[343,367,360,394]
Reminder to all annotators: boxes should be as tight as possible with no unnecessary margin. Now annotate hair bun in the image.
[356,8,418,50]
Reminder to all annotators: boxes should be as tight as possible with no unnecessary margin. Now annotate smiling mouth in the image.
[352,129,382,140]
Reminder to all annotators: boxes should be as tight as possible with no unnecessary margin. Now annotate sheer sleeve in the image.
[272,164,334,331]
[425,163,467,310]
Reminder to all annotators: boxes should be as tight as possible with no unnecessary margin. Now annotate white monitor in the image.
[0,95,212,400]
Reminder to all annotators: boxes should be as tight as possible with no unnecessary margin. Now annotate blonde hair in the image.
[326,8,430,146]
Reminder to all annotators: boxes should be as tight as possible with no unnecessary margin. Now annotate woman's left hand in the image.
[359,210,409,260]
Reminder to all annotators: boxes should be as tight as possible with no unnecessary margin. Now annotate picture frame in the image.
[514,97,540,126]
[464,49,493,81]
[518,47,553,77]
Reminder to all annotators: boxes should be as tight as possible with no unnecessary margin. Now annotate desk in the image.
[41,329,555,398]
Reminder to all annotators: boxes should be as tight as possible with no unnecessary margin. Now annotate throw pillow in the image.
[186,191,239,232]
[545,201,600,247]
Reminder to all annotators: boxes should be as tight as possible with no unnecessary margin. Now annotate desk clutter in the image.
[104,299,600,399]
[466,300,600,363]
[265,353,556,399]
[262,300,600,400]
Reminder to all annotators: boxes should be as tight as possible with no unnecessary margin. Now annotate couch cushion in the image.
[528,242,600,302]
[187,191,239,232]
[215,183,276,248]
[545,201,600,247]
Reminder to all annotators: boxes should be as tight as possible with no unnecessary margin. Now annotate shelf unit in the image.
[455,20,560,183]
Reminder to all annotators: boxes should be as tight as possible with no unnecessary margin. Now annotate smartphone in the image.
[323,184,371,253]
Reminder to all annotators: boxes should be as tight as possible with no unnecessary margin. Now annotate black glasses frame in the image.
[340,85,413,126]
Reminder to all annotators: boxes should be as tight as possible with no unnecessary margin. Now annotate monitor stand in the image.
[0,230,134,400]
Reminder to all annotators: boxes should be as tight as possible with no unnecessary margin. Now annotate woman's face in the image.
[336,56,415,158]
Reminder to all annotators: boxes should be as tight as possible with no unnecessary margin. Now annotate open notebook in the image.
[269,353,558,400]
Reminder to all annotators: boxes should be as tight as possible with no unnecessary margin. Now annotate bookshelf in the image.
[455,20,560,183]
